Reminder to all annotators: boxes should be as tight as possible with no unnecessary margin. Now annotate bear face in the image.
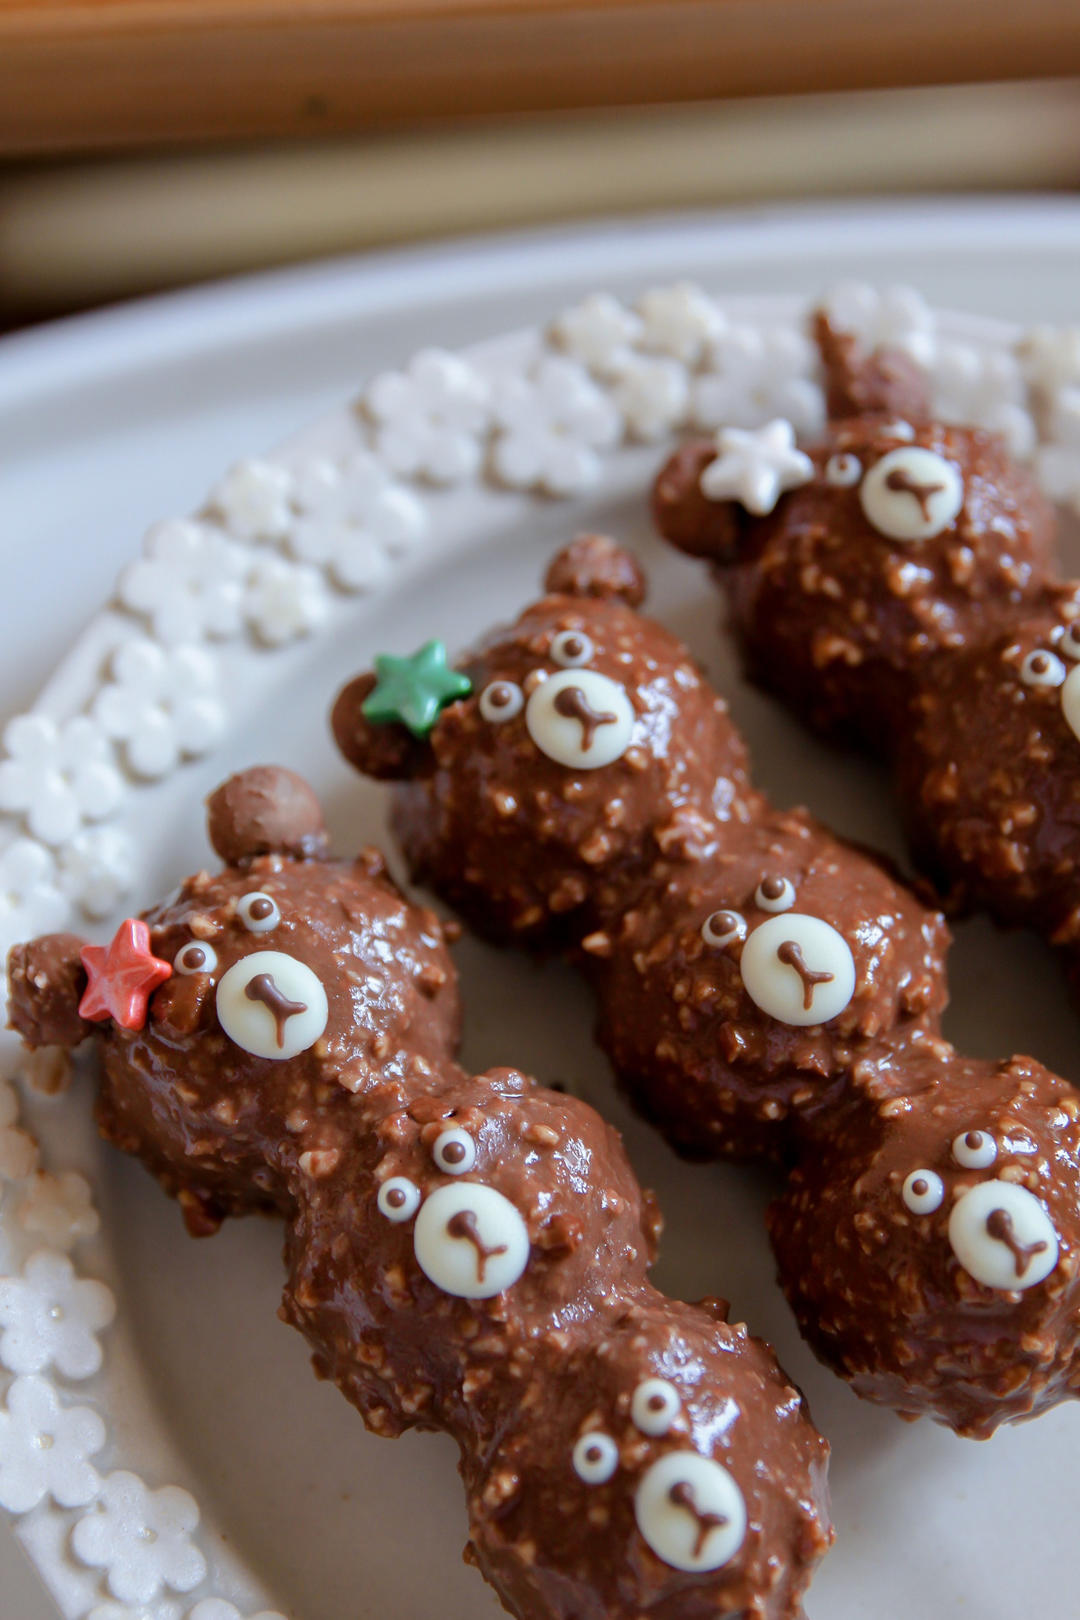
[768,1051,1080,1435]
[896,592,1080,939]
[468,1297,831,1620]
[334,537,755,948]
[589,809,948,1161]
[654,416,1056,750]
[7,766,462,1231]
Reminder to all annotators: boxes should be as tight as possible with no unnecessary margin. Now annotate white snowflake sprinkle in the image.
[491,356,622,495]
[287,452,425,591]
[187,1602,288,1620]
[1018,325,1080,396]
[1035,443,1080,513]
[73,1471,206,1605]
[0,714,123,846]
[57,824,135,920]
[0,1076,39,1182]
[208,458,294,542]
[700,419,814,515]
[636,282,724,365]
[366,349,491,484]
[120,520,249,645]
[932,341,1035,458]
[0,837,67,964]
[608,354,690,442]
[821,281,936,369]
[693,325,825,438]
[1048,387,1080,451]
[0,1374,105,1513]
[0,1250,115,1379]
[93,640,226,780]
[18,1171,100,1249]
[244,558,329,646]
[551,293,643,376]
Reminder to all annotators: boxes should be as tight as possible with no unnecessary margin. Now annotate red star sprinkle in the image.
[79,918,173,1030]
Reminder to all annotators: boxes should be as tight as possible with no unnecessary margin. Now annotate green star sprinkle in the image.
[362,641,473,737]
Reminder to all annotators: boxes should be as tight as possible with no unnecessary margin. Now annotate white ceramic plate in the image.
[4,203,1080,1620]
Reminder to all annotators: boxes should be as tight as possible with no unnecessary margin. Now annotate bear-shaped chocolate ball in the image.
[769,1049,1080,1435]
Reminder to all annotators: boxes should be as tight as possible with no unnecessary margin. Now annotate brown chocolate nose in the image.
[985,1206,1050,1280]
[244,972,309,1048]
[446,1207,509,1284]
[552,684,617,751]
[775,939,835,1011]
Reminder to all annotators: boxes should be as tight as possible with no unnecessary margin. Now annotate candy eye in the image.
[238,892,281,933]
[479,681,525,723]
[174,941,218,976]
[953,1129,997,1170]
[631,1378,681,1436]
[378,1176,422,1222]
[1060,624,1080,661]
[755,875,795,913]
[902,1169,945,1214]
[701,909,746,948]
[825,453,862,488]
[859,446,964,542]
[572,1432,619,1485]
[433,1127,476,1174]
[1019,649,1066,689]
[551,630,595,668]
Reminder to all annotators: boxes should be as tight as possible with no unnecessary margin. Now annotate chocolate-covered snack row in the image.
[652,312,1080,991]
[6,766,832,1620]
[333,541,1080,1438]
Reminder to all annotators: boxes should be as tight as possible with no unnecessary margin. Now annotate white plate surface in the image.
[4,200,1080,1620]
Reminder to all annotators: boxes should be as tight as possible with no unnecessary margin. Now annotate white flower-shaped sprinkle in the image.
[188,1602,288,1620]
[0,1374,105,1513]
[491,356,622,495]
[0,1250,115,1378]
[551,293,643,376]
[244,558,329,646]
[1048,387,1080,451]
[93,640,225,780]
[19,1171,100,1249]
[89,1606,165,1620]
[73,1471,207,1604]
[700,419,814,515]
[1018,325,1080,396]
[366,349,491,484]
[637,282,724,364]
[693,325,825,438]
[288,452,425,591]
[821,281,937,368]
[120,520,248,645]
[0,837,67,965]
[0,714,123,846]
[208,458,293,542]
[0,1076,39,1181]
[1035,444,1080,514]
[933,341,1035,458]
[609,354,690,442]
[57,824,136,919]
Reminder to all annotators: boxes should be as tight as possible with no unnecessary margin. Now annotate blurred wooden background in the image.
[1,1,1079,322]
[3,0,1080,152]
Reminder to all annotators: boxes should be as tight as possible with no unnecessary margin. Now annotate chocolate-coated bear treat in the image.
[334,543,1080,1435]
[651,311,1080,991]
[6,766,832,1620]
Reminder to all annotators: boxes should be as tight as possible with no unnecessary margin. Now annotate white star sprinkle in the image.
[699,419,814,515]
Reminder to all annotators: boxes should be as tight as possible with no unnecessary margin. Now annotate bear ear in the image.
[7,933,93,1050]
[543,534,647,607]
[813,310,932,425]
[651,442,746,562]
[205,766,329,865]
[331,673,433,783]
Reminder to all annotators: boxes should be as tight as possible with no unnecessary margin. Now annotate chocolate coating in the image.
[543,532,647,608]
[770,1047,1080,1436]
[650,307,1080,993]
[6,766,832,1620]
[206,765,328,863]
[335,546,1080,1435]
